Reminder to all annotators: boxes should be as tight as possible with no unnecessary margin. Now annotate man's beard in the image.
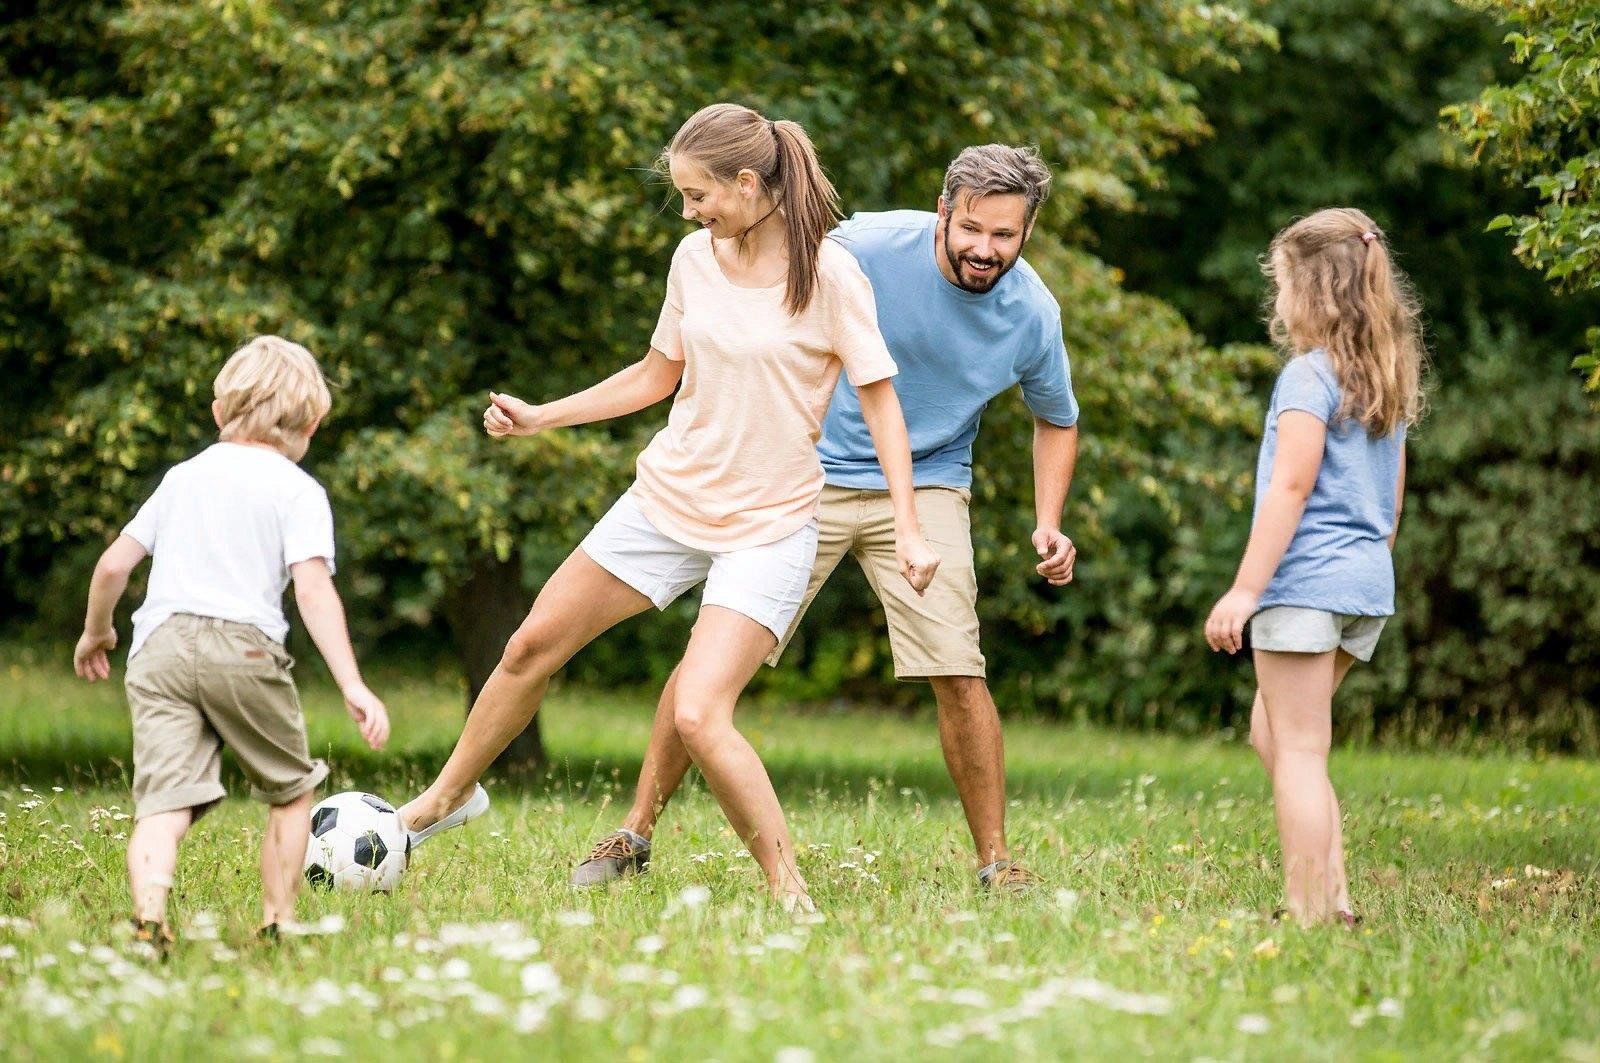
[942,215,1023,293]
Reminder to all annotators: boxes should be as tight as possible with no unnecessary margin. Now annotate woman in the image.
[400,103,939,910]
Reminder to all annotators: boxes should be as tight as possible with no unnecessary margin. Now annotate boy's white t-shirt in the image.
[122,442,336,658]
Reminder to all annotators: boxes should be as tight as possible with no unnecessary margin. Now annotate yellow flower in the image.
[1252,938,1280,960]
[92,1031,123,1059]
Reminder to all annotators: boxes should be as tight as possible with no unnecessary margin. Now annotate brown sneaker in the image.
[130,918,175,959]
[570,829,651,888]
[978,860,1041,893]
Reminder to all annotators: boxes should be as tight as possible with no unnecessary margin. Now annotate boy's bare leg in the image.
[403,549,652,832]
[261,791,315,927]
[127,809,193,925]
[672,606,808,901]
[619,666,695,838]
[929,675,1011,867]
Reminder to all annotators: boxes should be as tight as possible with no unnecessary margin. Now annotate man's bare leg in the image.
[929,674,1011,867]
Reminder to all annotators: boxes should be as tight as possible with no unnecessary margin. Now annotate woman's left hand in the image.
[1205,587,1259,655]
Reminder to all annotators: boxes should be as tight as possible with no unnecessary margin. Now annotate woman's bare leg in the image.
[671,606,808,901]
[401,549,651,831]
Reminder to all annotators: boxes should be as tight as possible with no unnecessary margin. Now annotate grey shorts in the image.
[1250,606,1387,662]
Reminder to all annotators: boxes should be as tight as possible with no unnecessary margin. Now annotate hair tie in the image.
[1360,231,1377,246]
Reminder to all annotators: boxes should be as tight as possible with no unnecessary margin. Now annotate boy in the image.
[73,335,389,951]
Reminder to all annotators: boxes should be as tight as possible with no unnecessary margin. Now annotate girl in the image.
[399,103,939,911]
[1204,207,1424,924]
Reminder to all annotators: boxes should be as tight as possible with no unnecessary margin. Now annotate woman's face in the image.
[669,155,761,239]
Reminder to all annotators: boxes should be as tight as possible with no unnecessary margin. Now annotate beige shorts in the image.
[767,485,984,680]
[125,614,328,820]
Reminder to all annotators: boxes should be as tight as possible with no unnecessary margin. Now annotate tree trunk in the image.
[443,551,545,773]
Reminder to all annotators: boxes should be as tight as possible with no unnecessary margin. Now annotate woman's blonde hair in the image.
[213,335,332,447]
[662,103,840,315]
[1266,207,1426,435]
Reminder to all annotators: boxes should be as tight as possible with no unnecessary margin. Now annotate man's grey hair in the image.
[941,144,1052,225]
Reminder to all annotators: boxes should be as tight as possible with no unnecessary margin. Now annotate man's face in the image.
[937,190,1031,293]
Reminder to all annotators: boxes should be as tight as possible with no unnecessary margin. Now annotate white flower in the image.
[775,1049,815,1063]
[300,1037,344,1056]
[554,910,595,928]
[574,993,610,1022]
[441,958,472,981]
[512,1001,548,1034]
[635,935,665,955]
[677,885,712,910]
[670,985,709,1011]
[1377,997,1404,1020]
[520,963,561,996]
[1237,1014,1270,1035]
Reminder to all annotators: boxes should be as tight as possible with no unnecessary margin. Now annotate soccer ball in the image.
[303,791,409,893]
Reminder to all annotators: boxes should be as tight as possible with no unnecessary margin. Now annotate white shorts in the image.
[579,492,819,642]
[1250,606,1387,662]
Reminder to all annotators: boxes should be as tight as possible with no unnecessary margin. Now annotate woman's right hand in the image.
[483,391,545,437]
[897,533,942,596]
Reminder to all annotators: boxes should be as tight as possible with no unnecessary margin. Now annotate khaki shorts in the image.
[125,614,328,820]
[767,485,984,680]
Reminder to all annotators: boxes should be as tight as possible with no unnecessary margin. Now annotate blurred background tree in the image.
[2,0,1595,761]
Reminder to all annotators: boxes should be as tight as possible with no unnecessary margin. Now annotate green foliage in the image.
[0,1,1278,726]
[1384,322,1600,745]
[1084,0,1600,744]
[1445,2,1600,388]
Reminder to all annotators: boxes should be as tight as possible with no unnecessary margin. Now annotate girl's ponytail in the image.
[1267,209,1425,435]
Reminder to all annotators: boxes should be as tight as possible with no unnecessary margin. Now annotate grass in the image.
[1,642,1597,1061]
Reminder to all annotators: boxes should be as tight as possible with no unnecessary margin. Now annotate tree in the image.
[1,1,1274,757]
[1446,2,1600,390]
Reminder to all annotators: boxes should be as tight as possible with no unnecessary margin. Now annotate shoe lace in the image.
[587,832,639,861]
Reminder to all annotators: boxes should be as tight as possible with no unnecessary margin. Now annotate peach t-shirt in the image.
[634,229,898,551]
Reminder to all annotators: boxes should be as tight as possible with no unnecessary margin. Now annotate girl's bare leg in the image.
[1251,650,1358,914]
[1254,647,1339,922]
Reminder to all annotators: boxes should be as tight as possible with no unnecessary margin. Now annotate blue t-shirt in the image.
[816,210,1080,490]
[1254,350,1406,616]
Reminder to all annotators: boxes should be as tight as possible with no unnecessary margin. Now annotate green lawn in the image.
[1,643,1597,1061]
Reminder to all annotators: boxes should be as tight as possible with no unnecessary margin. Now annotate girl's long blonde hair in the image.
[662,103,840,316]
[1266,207,1425,435]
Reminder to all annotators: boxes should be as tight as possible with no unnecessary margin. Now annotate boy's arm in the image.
[74,535,149,681]
[290,558,389,750]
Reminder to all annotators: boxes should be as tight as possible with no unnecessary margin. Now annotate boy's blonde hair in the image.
[213,335,332,447]
[1265,207,1426,436]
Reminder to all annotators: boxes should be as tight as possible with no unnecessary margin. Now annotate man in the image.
[572,144,1080,891]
